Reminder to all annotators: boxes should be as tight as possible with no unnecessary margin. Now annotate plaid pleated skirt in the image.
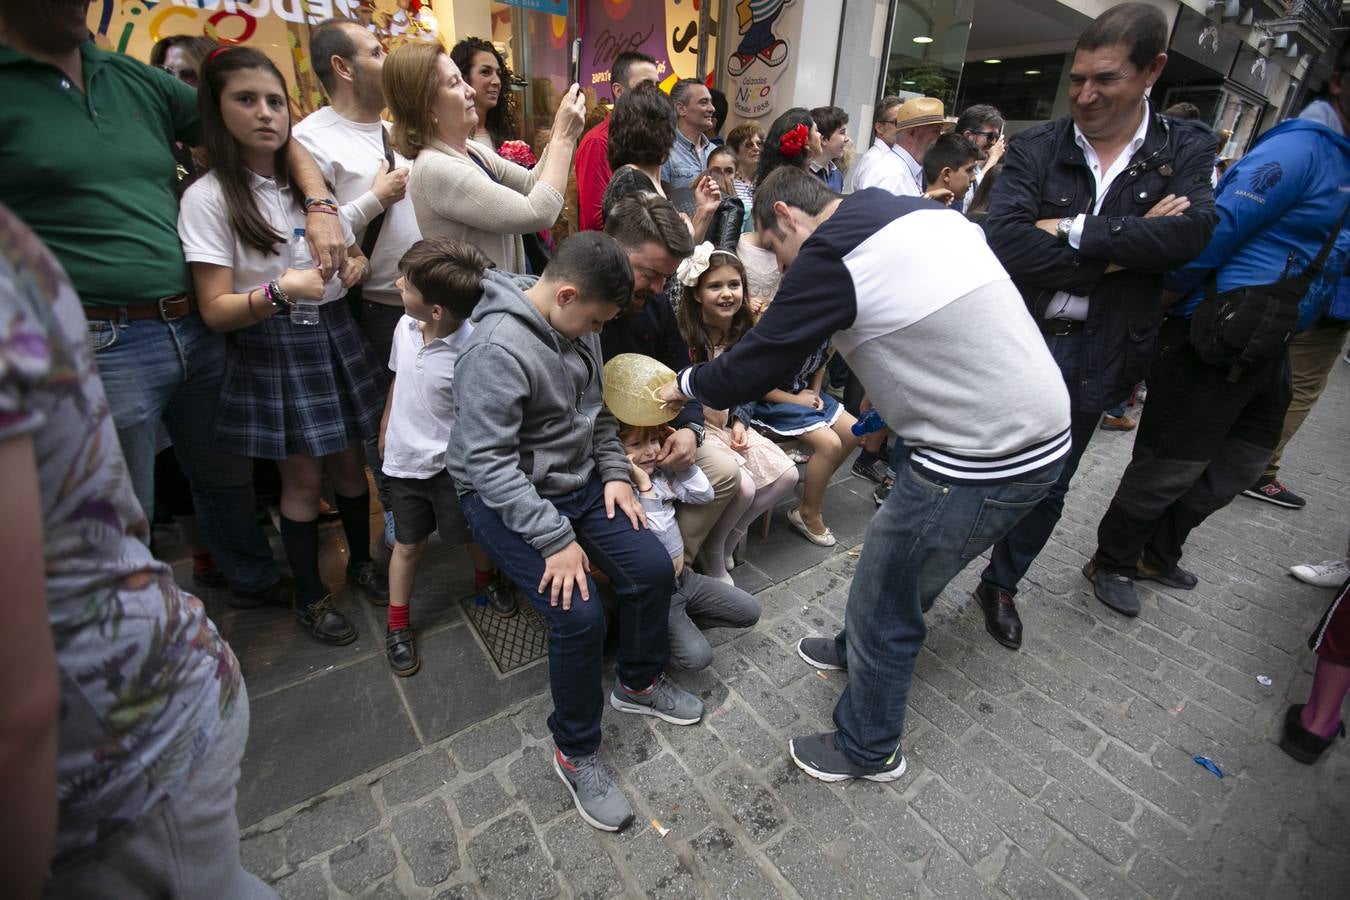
[215,300,386,460]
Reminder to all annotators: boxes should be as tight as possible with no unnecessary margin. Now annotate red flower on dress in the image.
[498,140,537,168]
[778,124,809,158]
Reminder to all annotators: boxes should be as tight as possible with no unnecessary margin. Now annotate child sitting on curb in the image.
[379,239,519,677]
[620,421,762,671]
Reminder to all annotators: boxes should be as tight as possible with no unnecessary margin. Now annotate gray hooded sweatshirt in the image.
[447,269,631,557]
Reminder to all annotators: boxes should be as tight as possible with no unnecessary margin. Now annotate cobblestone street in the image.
[212,364,1350,900]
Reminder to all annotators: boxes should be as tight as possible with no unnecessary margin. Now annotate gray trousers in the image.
[44,684,275,900]
[668,568,761,671]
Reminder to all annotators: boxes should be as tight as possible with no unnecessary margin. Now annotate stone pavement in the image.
[198,365,1350,899]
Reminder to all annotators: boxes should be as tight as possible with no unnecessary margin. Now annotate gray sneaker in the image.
[552,747,634,832]
[610,673,704,725]
[797,637,846,671]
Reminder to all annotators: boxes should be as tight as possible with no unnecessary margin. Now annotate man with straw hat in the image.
[851,95,951,199]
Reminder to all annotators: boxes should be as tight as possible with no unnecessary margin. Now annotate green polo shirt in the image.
[0,41,198,307]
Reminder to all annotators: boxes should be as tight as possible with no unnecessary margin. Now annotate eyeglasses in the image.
[968,129,1002,141]
[158,64,198,86]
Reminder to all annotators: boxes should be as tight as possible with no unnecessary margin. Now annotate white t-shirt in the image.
[382,313,475,479]
[178,170,354,304]
[292,107,422,306]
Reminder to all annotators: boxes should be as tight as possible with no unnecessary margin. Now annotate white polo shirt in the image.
[178,170,353,303]
[292,108,422,307]
[382,313,475,479]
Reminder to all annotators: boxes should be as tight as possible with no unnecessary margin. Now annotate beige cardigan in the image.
[408,137,563,274]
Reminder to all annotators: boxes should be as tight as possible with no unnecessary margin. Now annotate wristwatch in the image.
[1055,216,1075,244]
[680,422,705,448]
[266,279,292,311]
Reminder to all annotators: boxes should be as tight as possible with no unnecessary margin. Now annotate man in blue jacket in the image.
[1242,47,1350,509]
[1088,50,1350,615]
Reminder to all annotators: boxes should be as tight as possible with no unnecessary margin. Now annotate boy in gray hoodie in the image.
[447,232,705,833]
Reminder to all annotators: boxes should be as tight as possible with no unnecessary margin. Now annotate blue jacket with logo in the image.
[1166,113,1350,328]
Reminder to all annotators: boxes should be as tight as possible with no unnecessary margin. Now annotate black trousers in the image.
[1095,317,1292,574]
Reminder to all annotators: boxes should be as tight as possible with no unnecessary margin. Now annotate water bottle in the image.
[289,227,321,326]
[851,408,886,437]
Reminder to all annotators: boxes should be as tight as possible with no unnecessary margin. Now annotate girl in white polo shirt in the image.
[178,47,387,646]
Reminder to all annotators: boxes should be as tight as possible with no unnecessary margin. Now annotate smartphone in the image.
[570,38,581,86]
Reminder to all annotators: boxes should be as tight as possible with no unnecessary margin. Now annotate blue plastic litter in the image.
[851,409,886,437]
[1192,755,1224,778]
[475,593,488,607]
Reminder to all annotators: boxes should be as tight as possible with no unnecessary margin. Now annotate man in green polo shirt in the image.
[0,0,346,611]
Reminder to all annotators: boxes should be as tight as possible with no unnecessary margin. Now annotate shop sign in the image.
[500,0,569,15]
[1230,44,1277,96]
[725,0,796,119]
[579,1,713,96]
[1169,3,1240,76]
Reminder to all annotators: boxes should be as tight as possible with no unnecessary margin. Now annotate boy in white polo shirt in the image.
[379,238,518,676]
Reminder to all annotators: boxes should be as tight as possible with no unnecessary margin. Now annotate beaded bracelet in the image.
[303,196,338,211]
[305,206,339,216]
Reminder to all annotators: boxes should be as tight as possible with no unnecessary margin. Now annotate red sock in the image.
[192,552,215,573]
[474,567,494,589]
[388,603,410,632]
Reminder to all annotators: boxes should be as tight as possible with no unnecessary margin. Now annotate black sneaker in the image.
[480,572,520,617]
[386,628,419,677]
[1241,477,1307,509]
[796,637,846,671]
[851,454,889,484]
[229,574,296,610]
[347,559,390,606]
[297,595,358,645]
[788,731,907,783]
[1082,559,1140,617]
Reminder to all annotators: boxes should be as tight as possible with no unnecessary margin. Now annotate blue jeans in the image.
[831,456,1062,766]
[462,475,674,757]
[980,331,1102,596]
[87,312,278,592]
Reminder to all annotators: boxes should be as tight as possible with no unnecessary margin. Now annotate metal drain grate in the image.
[459,596,549,674]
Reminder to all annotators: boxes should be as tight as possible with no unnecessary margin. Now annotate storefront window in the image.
[881,0,971,105]
[955,53,1063,122]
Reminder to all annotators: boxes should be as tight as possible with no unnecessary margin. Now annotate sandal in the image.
[787,507,836,548]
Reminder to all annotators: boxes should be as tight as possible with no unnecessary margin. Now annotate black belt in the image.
[1038,317,1085,336]
[84,294,196,322]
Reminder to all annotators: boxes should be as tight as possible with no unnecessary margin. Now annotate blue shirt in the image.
[661,128,714,189]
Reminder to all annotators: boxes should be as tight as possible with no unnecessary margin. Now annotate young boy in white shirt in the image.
[379,238,517,676]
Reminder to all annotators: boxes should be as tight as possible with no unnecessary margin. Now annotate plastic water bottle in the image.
[851,408,886,437]
[289,227,321,326]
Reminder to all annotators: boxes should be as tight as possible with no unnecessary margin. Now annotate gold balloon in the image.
[603,353,679,427]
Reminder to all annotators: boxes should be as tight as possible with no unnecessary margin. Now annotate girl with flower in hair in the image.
[676,244,799,574]
[754,108,821,186]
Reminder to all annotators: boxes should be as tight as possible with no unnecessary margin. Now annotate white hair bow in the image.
[674,241,715,287]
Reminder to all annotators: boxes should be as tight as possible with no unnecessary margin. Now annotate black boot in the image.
[973,582,1022,650]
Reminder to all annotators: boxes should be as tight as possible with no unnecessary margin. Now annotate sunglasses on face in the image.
[159,65,198,86]
[969,130,1001,141]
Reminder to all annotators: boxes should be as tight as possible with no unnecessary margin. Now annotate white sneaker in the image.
[1289,559,1350,588]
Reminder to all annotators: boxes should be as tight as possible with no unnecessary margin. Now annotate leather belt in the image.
[83,294,196,322]
[1038,317,1085,336]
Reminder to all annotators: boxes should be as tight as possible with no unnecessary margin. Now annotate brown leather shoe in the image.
[1099,414,1136,431]
[973,582,1022,650]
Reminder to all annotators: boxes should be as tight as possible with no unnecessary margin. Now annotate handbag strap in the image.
[1302,196,1350,280]
[359,127,398,260]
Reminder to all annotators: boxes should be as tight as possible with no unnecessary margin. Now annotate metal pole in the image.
[697,0,712,82]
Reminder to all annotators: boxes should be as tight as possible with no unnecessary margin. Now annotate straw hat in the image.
[894,96,954,131]
[603,353,679,427]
